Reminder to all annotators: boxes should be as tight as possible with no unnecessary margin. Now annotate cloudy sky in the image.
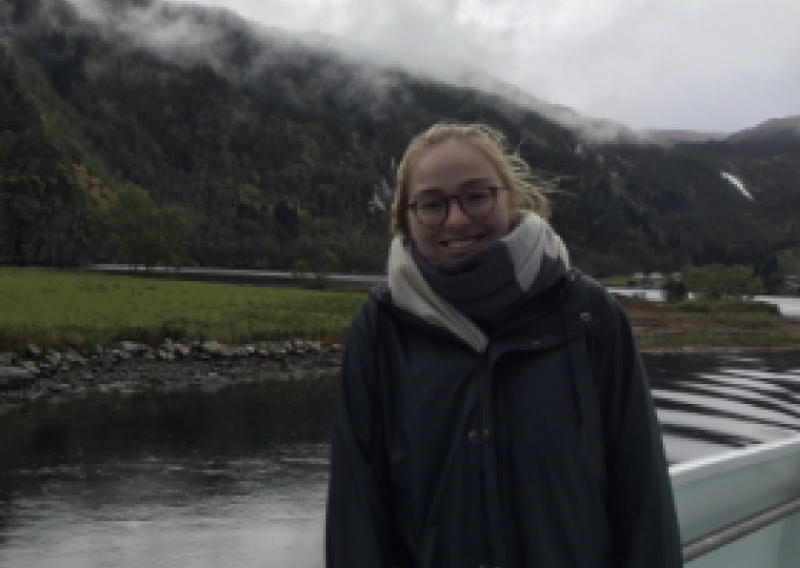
[183,0,799,133]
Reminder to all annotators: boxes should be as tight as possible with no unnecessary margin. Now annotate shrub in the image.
[681,264,763,300]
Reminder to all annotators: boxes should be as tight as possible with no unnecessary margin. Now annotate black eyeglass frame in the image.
[407,186,502,228]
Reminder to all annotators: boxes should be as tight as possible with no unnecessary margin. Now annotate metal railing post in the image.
[682,495,800,562]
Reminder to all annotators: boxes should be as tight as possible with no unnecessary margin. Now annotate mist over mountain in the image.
[640,130,728,148]
[1,0,798,282]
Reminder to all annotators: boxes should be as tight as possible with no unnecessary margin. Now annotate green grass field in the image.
[0,268,366,353]
[598,275,631,287]
[2,268,796,355]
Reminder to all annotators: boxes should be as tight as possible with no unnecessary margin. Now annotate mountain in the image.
[726,115,800,144]
[640,129,728,147]
[1,0,798,280]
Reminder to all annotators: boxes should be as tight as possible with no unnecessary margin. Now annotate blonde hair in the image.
[391,122,550,237]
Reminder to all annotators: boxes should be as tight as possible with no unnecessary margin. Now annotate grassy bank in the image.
[1,269,797,355]
[599,275,631,287]
[0,268,365,353]
[617,296,800,352]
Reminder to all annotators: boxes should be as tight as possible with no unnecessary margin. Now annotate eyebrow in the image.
[413,177,496,197]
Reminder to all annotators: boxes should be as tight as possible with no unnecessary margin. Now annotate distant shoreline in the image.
[616,296,800,352]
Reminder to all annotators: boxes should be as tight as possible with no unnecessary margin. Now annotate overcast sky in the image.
[181,0,799,133]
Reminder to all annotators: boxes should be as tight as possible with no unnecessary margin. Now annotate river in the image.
[1,351,799,567]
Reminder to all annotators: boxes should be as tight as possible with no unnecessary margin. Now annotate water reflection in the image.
[0,383,336,568]
[0,352,799,567]
[647,351,800,464]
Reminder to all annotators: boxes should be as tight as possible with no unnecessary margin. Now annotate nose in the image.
[443,197,471,227]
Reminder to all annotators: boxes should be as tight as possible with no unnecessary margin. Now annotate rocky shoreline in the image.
[3,336,798,418]
[0,339,343,417]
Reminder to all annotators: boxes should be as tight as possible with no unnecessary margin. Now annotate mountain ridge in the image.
[726,115,800,144]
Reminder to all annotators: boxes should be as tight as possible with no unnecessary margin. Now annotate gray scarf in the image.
[387,212,570,352]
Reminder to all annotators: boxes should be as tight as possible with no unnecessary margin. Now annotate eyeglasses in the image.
[408,186,501,228]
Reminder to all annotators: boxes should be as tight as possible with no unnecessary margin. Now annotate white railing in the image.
[671,435,800,567]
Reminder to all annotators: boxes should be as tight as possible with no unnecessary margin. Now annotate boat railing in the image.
[670,434,800,568]
[682,493,800,562]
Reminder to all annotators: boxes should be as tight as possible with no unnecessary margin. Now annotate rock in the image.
[37,363,56,377]
[230,345,250,358]
[45,350,62,366]
[0,366,35,390]
[63,349,87,366]
[119,341,147,354]
[200,340,221,355]
[0,353,17,366]
[173,344,191,358]
[18,360,39,374]
[201,340,232,358]
[25,344,42,360]
[157,350,174,361]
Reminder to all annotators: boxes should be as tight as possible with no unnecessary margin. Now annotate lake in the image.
[1,351,799,568]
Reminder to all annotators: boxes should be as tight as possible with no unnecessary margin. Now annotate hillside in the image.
[726,116,800,144]
[1,0,798,278]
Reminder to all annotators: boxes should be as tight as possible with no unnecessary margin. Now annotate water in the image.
[647,351,800,463]
[1,352,799,568]
[0,383,336,568]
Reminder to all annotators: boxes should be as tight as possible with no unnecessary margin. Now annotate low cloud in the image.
[65,0,800,134]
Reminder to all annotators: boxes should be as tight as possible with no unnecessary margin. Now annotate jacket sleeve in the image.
[325,301,396,568]
[589,296,683,568]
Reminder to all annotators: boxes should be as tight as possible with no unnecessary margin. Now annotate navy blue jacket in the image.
[326,271,682,568]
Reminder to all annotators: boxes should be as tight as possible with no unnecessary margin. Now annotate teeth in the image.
[446,238,479,248]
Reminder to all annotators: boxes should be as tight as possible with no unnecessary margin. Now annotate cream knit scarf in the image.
[387,212,570,352]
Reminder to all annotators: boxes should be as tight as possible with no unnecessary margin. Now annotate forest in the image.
[1,0,799,278]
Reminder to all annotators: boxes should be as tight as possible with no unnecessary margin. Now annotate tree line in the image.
[663,264,763,302]
[109,184,194,271]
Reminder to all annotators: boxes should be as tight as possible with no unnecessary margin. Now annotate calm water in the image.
[1,352,799,568]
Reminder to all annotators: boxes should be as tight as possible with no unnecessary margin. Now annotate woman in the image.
[326,123,682,568]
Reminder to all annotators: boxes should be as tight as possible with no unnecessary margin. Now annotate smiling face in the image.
[407,139,514,262]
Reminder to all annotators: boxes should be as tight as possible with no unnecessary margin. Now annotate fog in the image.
[66,0,800,134]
